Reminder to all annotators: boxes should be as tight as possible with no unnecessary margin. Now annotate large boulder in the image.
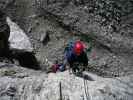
[7,17,39,69]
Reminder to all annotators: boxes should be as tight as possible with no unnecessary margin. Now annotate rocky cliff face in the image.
[0,0,133,99]
[3,0,133,77]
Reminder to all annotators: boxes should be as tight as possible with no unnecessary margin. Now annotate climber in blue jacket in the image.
[60,40,88,73]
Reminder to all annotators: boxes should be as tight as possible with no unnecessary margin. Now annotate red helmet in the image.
[74,41,84,55]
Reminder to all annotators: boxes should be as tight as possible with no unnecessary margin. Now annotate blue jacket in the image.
[64,45,88,66]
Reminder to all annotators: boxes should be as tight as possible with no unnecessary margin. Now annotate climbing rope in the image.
[59,82,63,100]
[83,78,90,100]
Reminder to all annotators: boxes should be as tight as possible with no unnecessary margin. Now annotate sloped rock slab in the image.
[0,66,133,100]
[7,17,33,52]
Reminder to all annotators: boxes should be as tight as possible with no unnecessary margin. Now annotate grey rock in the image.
[0,96,11,100]
[0,1,132,100]
[7,17,33,52]
[2,0,133,76]
[40,30,50,45]
[0,65,133,100]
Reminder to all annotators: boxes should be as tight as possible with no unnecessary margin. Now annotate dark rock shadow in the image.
[41,33,50,45]
[10,50,40,70]
[75,72,95,81]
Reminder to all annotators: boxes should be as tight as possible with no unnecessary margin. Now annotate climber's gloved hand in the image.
[59,64,65,72]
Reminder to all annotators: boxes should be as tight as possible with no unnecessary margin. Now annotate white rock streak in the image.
[7,17,33,52]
